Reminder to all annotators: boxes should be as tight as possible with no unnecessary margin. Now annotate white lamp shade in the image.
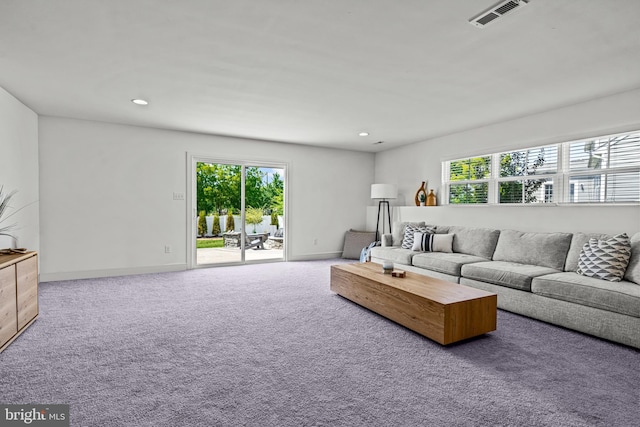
[371,183,397,199]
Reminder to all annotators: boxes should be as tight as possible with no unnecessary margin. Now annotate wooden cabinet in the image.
[0,252,38,352]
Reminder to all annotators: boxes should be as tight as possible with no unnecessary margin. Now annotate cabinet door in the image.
[0,265,18,347]
[17,256,38,330]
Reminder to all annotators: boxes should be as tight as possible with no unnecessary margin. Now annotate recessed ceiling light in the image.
[131,98,149,106]
[358,132,369,137]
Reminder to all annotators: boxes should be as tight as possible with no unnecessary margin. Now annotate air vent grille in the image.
[469,0,529,28]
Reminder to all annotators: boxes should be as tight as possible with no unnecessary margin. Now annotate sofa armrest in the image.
[381,234,393,247]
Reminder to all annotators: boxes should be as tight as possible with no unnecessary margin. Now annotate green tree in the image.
[196,163,242,215]
[226,210,235,232]
[245,207,264,233]
[197,211,207,237]
[212,213,221,236]
[448,157,491,204]
[499,151,546,203]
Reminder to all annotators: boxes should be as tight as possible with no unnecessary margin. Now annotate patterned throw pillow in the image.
[577,233,632,282]
[411,233,454,253]
[401,225,436,249]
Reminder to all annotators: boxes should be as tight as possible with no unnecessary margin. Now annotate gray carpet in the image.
[0,259,638,426]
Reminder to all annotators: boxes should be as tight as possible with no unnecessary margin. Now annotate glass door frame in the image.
[187,154,288,269]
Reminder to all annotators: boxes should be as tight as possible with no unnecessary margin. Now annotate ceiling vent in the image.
[469,0,529,28]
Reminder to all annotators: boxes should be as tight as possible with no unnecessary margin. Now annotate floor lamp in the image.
[371,184,398,242]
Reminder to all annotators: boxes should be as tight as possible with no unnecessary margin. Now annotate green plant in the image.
[197,211,207,237]
[226,210,235,232]
[212,213,221,236]
[419,193,426,203]
[0,186,18,239]
[270,211,279,229]
[245,207,264,233]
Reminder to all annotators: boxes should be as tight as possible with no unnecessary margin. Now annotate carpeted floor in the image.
[1,259,638,426]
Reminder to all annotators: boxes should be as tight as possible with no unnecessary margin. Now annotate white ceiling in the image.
[1,0,639,152]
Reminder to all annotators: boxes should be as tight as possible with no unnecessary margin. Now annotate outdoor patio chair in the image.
[245,234,264,250]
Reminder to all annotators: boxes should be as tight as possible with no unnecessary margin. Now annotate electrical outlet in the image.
[164,245,172,253]
[173,192,184,200]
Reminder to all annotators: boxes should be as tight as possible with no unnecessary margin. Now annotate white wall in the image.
[0,87,39,251]
[39,117,374,280]
[371,88,640,235]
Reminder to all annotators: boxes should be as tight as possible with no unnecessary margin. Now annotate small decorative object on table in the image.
[382,260,394,274]
[392,270,406,278]
[426,189,437,206]
[419,193,426,206]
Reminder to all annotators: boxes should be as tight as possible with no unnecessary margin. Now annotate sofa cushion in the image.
[412,252,488,277]
[401,225,436,249]
[531,272,640,318]
[369,246,416,265]
[391,221,425,247]
[492,229,572,270]
[461,261,560,292]
[564,232,610,272]
[411,233,454,253]
[447,226,500,259]
[577,233,632,282]
[624,232,640,285]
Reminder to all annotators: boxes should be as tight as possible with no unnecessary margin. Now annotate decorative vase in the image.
[414,182,427,206]
[426,189,437,206]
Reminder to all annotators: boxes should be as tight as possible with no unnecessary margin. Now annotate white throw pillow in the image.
[411,233,454,253]
[401,225,435,249]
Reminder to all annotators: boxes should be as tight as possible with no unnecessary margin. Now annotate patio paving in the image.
[197,247,284,265]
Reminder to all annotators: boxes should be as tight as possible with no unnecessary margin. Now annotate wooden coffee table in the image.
[330,262,497,345]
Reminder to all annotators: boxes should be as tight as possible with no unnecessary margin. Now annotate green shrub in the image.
[212,213,221,236]
[270,211,279,229]
[226,210,235,232]
[197,211,207,237]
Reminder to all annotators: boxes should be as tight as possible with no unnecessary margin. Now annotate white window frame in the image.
[443,130,640,206]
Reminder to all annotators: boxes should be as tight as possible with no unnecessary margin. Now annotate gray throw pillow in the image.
[341,230,376,259]
[577,233,632,282]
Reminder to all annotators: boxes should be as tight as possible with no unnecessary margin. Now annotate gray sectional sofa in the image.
[370,222,640,349]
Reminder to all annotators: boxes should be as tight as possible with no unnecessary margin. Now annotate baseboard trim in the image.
[40,263,188,282]
[288,251,342,261]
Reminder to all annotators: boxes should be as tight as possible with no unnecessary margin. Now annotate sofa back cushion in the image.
[624,232,640,285]
[492,230,572,270]
[447,226,500,259]
[564,232,611,272]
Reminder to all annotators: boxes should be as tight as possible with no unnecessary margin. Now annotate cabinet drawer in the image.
[0,265,18,347]
[17,256,38,330]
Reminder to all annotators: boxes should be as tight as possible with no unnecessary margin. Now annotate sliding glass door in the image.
[243,165,285,263]
[190,157,286,267]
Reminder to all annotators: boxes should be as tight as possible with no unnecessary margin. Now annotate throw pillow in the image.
[577,233,632,282]
[341,229,377,259]
[411,233,454,253]
[391,221,425,247]
[401,225,436,249]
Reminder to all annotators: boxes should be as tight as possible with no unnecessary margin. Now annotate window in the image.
[448,157,490,204]
[567,133,640,203]
[444,130,640,205]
